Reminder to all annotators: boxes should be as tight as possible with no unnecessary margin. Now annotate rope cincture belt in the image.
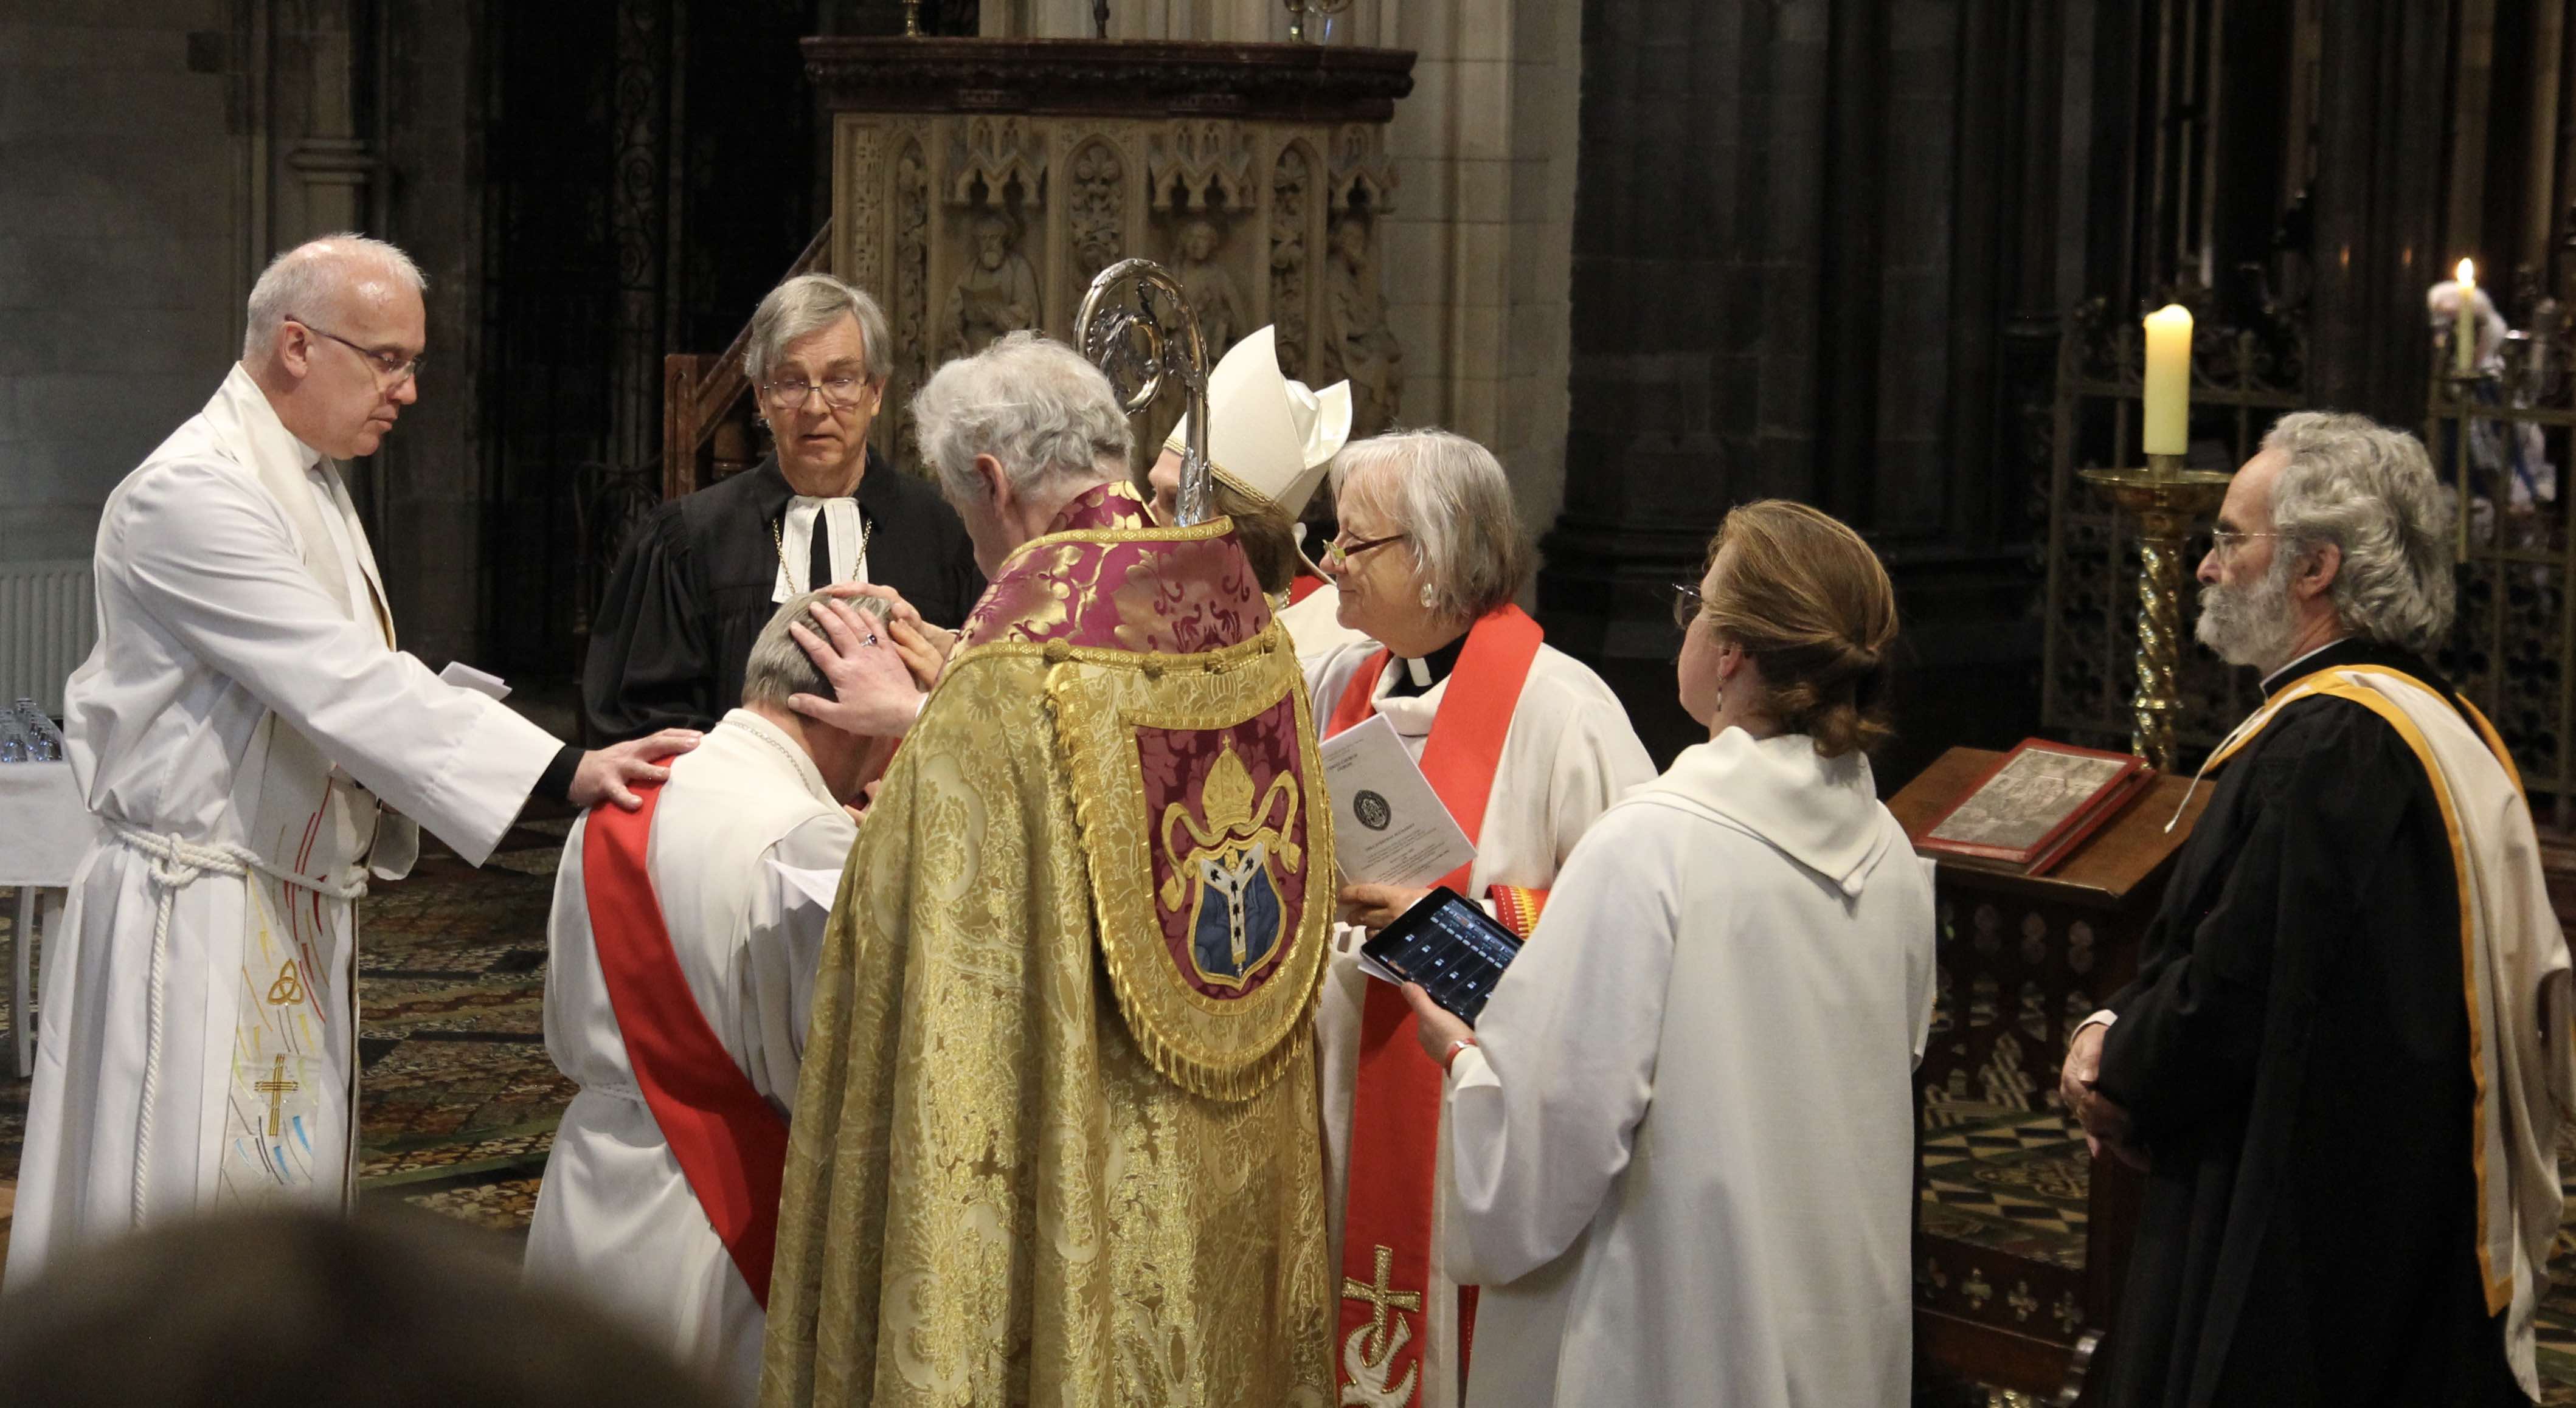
[103,820,369,1229]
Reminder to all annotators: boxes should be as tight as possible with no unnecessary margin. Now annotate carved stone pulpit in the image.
[661,39,1415,499]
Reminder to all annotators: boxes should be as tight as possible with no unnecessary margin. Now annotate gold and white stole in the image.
[2202,663,2571,1398]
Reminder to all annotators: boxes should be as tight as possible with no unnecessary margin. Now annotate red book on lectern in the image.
[1911,738,2153,876]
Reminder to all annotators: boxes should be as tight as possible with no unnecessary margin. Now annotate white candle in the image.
[2141,304,2192,458]
[2456,259,2479,376]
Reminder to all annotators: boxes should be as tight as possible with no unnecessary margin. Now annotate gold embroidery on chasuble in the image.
[760,509,1334,1408]
[1051,626,1334,1100]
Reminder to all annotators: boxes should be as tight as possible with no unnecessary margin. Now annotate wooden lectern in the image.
[1888,746,2209,1404]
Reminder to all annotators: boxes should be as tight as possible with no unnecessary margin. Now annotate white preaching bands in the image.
[102,819,369,1229]
[770,497,872,601]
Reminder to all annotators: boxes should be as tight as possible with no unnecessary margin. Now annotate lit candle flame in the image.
[2459,258,2476,288]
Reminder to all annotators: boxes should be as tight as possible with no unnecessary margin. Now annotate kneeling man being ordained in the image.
[527,592,907,1404]
[759,331,1336,1407]
[2059,412,2574,1407]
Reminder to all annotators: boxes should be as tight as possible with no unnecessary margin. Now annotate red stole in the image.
[1289,572,1327,605]
[1325,604,1544,1403]
[581,772,790,1308]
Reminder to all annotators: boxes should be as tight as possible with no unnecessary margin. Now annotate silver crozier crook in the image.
[1076,258,1213,526]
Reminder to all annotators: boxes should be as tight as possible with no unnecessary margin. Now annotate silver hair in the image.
[2260,410,2456,656]
[909,331,1133,506]
[742,274,893,389]
[241,234,426,361]
[741,590,894,709]
[1329,429,1532,622]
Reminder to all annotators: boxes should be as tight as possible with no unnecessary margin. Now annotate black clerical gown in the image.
[582,450,984,740]
[2095,639,2530,1408]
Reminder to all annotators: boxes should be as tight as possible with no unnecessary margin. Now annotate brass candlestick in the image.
[2078,454,2233,770]
[902,0,921,35]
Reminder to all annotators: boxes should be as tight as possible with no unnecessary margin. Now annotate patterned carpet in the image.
[0,810,579,1269]
[12,827,2576,1400]
[1922,1097,2576,1403]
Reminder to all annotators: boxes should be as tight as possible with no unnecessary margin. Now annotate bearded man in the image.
[2057,412,2572,1407]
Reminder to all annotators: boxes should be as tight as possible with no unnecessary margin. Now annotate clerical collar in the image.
[2259,635,2473,725]
[1384,632,1467,699]
[2259,638,2349,695]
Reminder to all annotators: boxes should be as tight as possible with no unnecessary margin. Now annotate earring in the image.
[1418,584,1436,609]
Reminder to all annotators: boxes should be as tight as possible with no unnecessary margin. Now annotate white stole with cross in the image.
[202,367,410,1208]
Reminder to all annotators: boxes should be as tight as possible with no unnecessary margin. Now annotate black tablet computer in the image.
[1359,886,1525,1025]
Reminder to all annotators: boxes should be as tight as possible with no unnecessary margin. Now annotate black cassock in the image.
[582,449,985,740]
[2095,638,2529,1407]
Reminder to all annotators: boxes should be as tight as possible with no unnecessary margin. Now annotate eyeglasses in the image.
[1320,530,1408,570]
[1672,580,1706,630]
[2208,528,2283,557]
[764,376,873,410]
[289,317,423,386]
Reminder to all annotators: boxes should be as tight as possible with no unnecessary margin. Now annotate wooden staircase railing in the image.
[661,219,835,500]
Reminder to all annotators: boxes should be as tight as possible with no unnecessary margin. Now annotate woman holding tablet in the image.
[1402,500,1936,1408]
[1306,430,1653,1408]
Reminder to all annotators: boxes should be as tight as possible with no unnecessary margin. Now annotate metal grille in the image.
[2424,326,2576,816]
[2045,300,2576,820]
[2040,300,2306,760]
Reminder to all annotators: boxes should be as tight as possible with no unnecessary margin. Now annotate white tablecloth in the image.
[0,760,94,888]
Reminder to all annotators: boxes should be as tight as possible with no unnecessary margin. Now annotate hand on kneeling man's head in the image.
[788,598,925,739]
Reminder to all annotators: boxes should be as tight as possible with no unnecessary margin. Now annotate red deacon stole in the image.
[581,772,791,1309]
[1324,604,1545,1404]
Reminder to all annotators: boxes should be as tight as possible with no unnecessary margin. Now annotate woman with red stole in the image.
[1306,430,1655,1408]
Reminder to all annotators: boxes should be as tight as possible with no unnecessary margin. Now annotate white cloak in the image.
[1305,638,1656,1408]
[524,709,854,1405]
[1444,729,1936,1408]
[7,367,560,1282]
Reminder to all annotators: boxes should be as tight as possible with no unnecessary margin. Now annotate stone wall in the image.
[0,1,243,565]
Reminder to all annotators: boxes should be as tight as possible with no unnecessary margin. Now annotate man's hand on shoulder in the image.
[571,728,703,811]
[789,598,926,738]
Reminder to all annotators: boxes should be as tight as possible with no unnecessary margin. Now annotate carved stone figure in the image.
[943,212,1041,357]
[1068,142,1125,286]
[1320,215,1402,434]
[1172,217,1245,357]
[1270,145,1312,377]
[894,143,930,379]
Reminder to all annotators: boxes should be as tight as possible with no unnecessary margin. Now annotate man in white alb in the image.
[7,234,692,1282]
[526,592,905,1405]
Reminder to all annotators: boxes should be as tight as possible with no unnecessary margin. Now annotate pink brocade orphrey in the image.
[958,482,1273,655]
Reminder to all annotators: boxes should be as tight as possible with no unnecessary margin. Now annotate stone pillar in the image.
[273,0,377,243]
[2308,0,2449,426]
[373,0,487,669]
[1540,0,2073,771]
[1539,0,1838,759]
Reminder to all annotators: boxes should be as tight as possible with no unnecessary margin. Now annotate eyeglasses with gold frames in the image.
[1321,530,1408,570]
[2207,528,2283,557]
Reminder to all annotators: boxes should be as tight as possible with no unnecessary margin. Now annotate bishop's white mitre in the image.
[1168,324,1354,519]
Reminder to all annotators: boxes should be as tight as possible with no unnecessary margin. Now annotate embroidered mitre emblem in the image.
[1159,741,1303,990]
